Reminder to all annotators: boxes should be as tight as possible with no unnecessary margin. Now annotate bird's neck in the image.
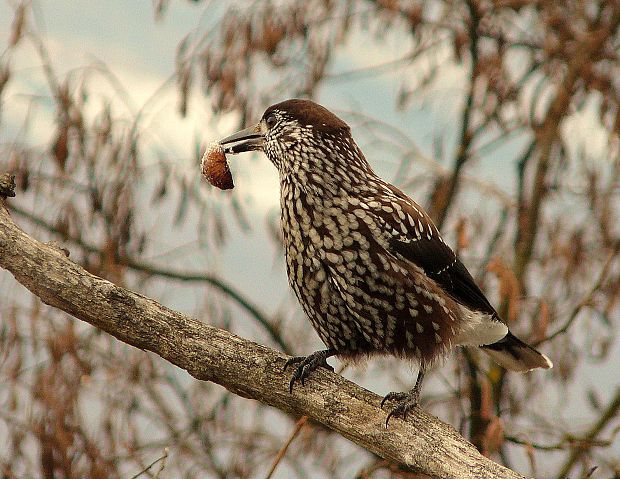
[278,144,378,200]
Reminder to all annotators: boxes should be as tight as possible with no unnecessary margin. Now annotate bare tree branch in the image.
[7,202,291,355]
[0,178,527,479]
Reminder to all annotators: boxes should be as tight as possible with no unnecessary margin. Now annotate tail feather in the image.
[481,331,553,372]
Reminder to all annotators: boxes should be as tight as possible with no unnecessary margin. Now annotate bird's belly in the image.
[323,253,463,362]
[284,242,371,352]
[281,194,460,362]
[284,234,461,363]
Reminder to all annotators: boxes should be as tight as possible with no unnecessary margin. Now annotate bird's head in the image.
[219,99,371,182]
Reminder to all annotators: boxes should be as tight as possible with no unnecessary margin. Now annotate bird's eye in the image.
[265,113,277,129]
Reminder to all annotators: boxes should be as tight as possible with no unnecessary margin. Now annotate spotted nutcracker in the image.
[217,99,552,424]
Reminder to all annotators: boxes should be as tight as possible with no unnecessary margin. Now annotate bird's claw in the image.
[284,352,334,393]
[380,391,409,408]
[381,391,420,427]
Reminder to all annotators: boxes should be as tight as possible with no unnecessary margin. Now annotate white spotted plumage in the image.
[221,99,553,391]
[267,113,480,364]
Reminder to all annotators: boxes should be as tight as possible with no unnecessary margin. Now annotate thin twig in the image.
[342,110,514,207]
[263,416,308,479]
[325,37,447,83]
[556,388,620,479]
[505,432,618,452]
[535,243,620,346]
[129,448,169,479]
[355,459,391,479]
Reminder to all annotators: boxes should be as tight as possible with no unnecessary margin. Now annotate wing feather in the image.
[382,187,499,319]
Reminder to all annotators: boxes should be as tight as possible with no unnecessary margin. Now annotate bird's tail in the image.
[481,331,553,372]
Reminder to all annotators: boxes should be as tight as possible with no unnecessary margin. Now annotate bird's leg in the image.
[283,348,337,393]
[381,366,426,427]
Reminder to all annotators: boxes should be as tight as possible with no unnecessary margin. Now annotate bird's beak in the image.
[219,123,264,154]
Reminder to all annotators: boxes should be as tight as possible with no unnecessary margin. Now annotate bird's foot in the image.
[283,349,336,393]
[381,389,420,427]
[381,367,426,427]
[380,391,409,407]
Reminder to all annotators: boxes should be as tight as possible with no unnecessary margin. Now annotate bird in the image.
[217,99,552,425]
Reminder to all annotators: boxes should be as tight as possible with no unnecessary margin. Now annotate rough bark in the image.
[0,179,527,479]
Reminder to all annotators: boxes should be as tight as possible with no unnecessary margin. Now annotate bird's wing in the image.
[376,186,499,319]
